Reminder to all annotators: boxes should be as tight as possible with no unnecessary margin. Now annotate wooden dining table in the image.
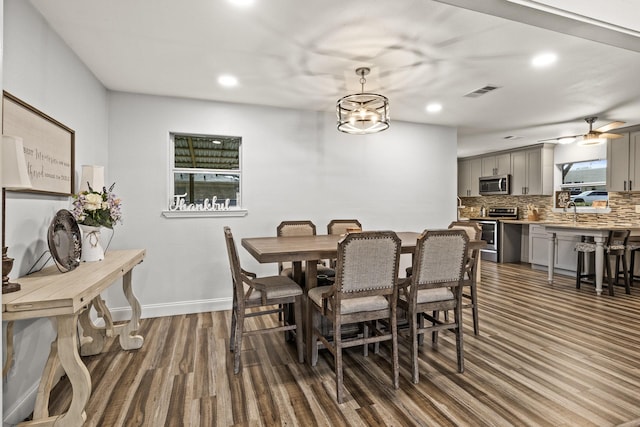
[241,231,485,361]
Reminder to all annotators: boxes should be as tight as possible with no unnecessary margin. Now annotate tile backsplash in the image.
[459,192,640,225]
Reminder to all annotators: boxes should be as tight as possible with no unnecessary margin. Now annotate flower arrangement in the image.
[71,183,122,228]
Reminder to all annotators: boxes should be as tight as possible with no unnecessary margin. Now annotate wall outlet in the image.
[636,205,640,213]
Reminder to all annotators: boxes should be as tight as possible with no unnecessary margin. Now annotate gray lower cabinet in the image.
[529,224,579,273]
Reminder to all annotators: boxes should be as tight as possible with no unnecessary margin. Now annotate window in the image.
[166,133,245,216]
[559,159,607,207]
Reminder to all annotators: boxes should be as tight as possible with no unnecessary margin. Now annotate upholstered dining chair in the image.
[397,229,469,384]
[326,219,362,268]
[308,231,402,403]
[327,219,362,236]
[448,221,482,335]
[224,226,304,374]
[277,220,335,282]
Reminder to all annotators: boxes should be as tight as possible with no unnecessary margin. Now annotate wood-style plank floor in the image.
[46,262,640,426]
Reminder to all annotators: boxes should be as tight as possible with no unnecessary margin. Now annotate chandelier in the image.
[336,67,389,135]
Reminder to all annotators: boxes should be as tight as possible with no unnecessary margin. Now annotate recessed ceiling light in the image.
[426,103,442,113]
[218,74,238,88]
[531,52,557,68]
[228,0,254,7]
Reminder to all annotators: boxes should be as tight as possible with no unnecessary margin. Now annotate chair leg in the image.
[335,323,344,404]
[294,295,304,363]
[233,312,244,374]
[390,308,399,390]
[470,282,479,336]
[229,303,237,351]
[311,306,320,367]
[432,311,439,345]
[363,322,369,356]
[418,313,425,346]
[410,309,419,384]
[455,303,465,373]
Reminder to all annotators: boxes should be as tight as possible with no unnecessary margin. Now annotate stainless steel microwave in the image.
[479,174,510,195]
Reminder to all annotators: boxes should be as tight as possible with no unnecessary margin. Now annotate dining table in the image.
[241,231,486,361]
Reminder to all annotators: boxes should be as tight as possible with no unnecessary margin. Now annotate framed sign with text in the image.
[2,91,75,196]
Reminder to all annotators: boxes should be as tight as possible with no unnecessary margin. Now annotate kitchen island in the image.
[542,223,640,295]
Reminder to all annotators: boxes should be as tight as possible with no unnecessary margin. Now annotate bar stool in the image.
[575,230,631,296]
[627,235,640,284]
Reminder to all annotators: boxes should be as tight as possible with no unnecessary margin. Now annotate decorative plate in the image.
[47,209,82,272]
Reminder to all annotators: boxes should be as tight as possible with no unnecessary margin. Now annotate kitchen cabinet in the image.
[607,132,640,191]
[529,224,579,272]
[510,145,554,195]
[458,157,482,197]
[482,153,511,177]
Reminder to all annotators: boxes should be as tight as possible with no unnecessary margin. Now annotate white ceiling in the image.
[28,0,640,157]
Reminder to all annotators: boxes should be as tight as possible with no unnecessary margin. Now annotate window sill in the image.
[162,209,248,218]
[551,207,611,214]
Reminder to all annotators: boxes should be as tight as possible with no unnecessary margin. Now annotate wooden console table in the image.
[2,249,146,427]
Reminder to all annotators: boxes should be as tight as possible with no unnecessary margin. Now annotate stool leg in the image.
[622,255,631,294]
[605,254,615,296]
[576,251,583,289]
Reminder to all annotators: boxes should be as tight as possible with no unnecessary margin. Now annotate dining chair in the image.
[448,221,482,335]
[327,219,362,236]
[224,226,304,374]
[397,229,469,384]
[308,231,401,403]
[326,219,362,268]
[575,229,631,296]
[277,220,335,283]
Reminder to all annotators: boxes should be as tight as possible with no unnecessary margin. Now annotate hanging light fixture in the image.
[337,67,389,135]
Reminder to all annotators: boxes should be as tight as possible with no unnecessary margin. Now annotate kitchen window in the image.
[163,133,247,217]
[558,159,608,207]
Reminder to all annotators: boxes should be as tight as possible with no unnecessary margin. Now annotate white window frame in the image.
[162,132,247,218]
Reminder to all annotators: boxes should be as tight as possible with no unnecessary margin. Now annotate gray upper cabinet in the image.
[458,157,482,197]
[607,132,640,192]
[481,153,511,177]
[510,145,554,195]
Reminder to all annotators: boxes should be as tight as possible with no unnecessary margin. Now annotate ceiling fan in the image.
[540,117,625,145]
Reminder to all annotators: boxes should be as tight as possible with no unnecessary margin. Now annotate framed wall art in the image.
[2,91,75,196]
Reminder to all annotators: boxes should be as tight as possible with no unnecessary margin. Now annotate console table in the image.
[2,249,146,427]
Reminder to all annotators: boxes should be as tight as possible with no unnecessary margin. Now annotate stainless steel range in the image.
[471,207,518,262]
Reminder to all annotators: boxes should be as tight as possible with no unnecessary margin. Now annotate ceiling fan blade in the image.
[538,134,581,143]
[599,132,623,139]
[595,121,625,133]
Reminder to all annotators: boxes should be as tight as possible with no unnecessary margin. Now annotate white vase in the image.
[79,224,104,262]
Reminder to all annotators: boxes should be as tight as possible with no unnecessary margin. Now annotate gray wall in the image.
[2,0,459,424]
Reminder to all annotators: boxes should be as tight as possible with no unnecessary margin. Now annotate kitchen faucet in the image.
[565,201,577,223]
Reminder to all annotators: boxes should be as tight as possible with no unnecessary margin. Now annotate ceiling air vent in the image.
[464,84,500,98]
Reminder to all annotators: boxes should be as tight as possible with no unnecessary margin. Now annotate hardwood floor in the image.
[47,262,640,426]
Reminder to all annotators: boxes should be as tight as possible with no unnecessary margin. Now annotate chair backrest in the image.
[327,219,362,235]
[412,229,469,292]
[223,226,246,307]
[334,231,401,301]
[448,221,482,240]
[607,229,630,251]
[277,220,316,237]
[277,221,317,272]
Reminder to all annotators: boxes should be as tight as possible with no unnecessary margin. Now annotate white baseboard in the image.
[109,297,233,321]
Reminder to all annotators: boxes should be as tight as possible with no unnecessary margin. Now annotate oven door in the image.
[477,220,498,251]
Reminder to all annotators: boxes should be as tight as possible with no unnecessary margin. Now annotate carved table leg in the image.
[79,298,109,356]
[25,314,91,427]
[3,320,15,379]
[112,270,144,350]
